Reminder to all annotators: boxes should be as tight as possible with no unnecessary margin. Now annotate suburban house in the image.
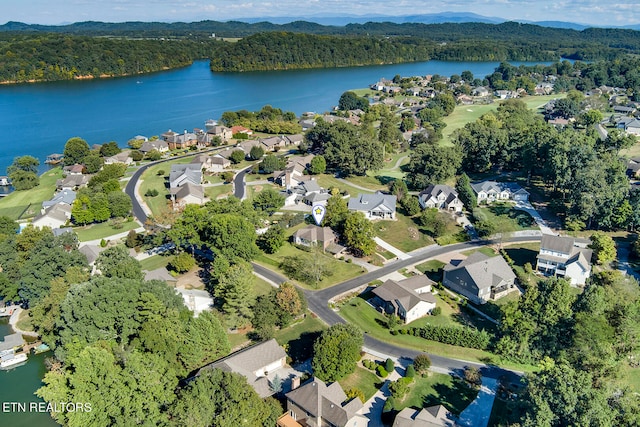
[63,164,85,175]
[285,134,304,146]
[280,377,368,427]
[143,267,177,286]
[260,136,287,152]
[32,203,72,230]
[285,180,330,207]
[56,174,90,191]
[79,244,107,265]
[371,275,437,324]
[292,225,343,254]
[274,164,309,190]
[393,405,455,427]
[169,164,203,188]
[42,189,76,209]
[198,339,288,398]
[104,151,133,166]
[170,182,206,207]
[348,192,397,220]
[161,130,198,150]
[191,154,230,173]
[230,125,253,136]
[443,252,518,304]
[627,156,640,178]
[207,125,233,142]
[471,181,529,204]
[139,140,169,154]
[625,118,640,136]
[536,234,592,286]
[236,139,261,154]
[418,184,463,213]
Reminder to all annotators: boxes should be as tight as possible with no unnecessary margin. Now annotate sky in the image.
[3,0,640,27]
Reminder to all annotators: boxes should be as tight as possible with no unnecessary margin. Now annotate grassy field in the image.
[139,254,173,271]
[373,214,435,253]
[339,296,535,373]
[338,367,382,401]
[245,183,280,201]
[16,309,35,332]
[0,167,63,219]
[316,174,375,195]
[473,203,536,233]
[205,184,233,200]
[441,94,563,146]
[138,158,192,217]
[74,219,140,242]
[391,373,478,416]
[274,314,327,363]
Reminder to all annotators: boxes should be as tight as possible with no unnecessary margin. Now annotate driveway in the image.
[457,377,499,427]
[513,201,554,235]
[374,237,411,260]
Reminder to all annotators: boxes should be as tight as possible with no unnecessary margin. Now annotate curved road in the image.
[233,166,252,200]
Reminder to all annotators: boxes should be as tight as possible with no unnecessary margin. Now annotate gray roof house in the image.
[536,234,592,286]
[348,192,397,220]
[32,203,72,230]
[292,225,342,253]
[283,377,368,427]
[471,181,529,204]
[42,189,76,209]
[170,182,206,207]
[198,339,288,398]
[418,184,463,212]
[372,275,437,324]
[393,405,455,427]
[169,164,203,188]
[443,252,517,304]
[139,140,169,154]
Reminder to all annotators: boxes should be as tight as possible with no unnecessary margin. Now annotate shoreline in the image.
[8,307,39,338]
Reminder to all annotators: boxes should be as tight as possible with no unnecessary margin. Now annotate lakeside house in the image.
[170,182,206,207]
[169,164,203,188]
[536,234,592,286]
[32,203,72,230]
[42,189,76,209]
[139,140,169,154]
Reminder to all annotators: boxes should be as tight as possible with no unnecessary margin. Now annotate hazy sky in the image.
[4,0,640,27]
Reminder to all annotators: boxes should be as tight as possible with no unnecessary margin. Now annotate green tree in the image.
[207,214,259,261]
[338,91,369,111]
[280,250,332,288]
[589,232,617,265]
[249,145,264,160]
[100,141,121,157]
[8,169,39,190]
[260,154,286,174]
[252,188,285,215]
[168,252,196,273]
[95,245,144,281]
[343,212,376,257]
[83,153,103,174]
[389,179,408,202]
[7,155,39,175]
[179,311,231,370]
[214,261,255,328]
[413,354,431,375]
[0,216,19,242]
[229,149,245,164]
[310,155,327,174]
[107,191,132,218]
[401,196,421,216]
[323,190,349,230]
[257,225,285,253]
[274,282,305,319]
[406,143,461,189]
[312,324,364,382]
[63,136,91,166]
[455,173,477,210]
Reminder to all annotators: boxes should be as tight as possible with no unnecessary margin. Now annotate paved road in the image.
[233,166,252,200]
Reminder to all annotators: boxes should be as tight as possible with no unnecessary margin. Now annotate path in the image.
[391,155,408,171]
[358,357,402,427]
[457,377,499,427]
[513,201,554,235]
[374,237,411,260]
[8,307,39,338]
[336,177,378,193]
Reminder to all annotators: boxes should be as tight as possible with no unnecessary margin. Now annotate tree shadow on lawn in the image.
[374,175,396,186]
[287,331,323,364]
[422,375,477,416]
[504,247,538,266]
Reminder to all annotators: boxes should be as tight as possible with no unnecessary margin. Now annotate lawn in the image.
[74,219,140,242]
[339,297,535,373]
[391,373,478,416]
[373,214,435,253]
[254,276,276,296]
[461,247,498,257]
[138,158,192,217]
[316,174,375,195]
[338,367,382,401]
[441,94,562,146]
[415,260,446,282]
[245,183,280,201]
[0,167,63,219]
[139,254,173,271]
[205,184,233,200]
[503,242,540,267]
[473,203,536,233]
[255,242,364,290]
[16,309,35,332]
[274,314,327,363]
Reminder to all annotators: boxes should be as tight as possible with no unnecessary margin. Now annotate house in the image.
[627,156,640,178]
[443,252,517,304]
[282,377,368,427]
[191,154,229,173]
[261,136,287,152]
[393,405,455,427]
[348,192,397,220]
[56,174,90,191]
[230,125,253,136]
[32,203,72,230]
[285,134,304,146]
[198,339,287,398]
[536,234,592,286]
[42,189,76,209]
[418,184,463,213]
[285,180,329,207]
[170,182,206,207]
[471,181,529,204]
[139,140,169,154]
[63,164,85,175]
[79,244,107,265]
[144,267,178,286]
[236,139,261,154]
[169,164,203,188]
[456,94,473,105]
[104,151,133,166]
[161,129,198,150]
[292,225,340,251]
[274,164,309,190]
[625,118,640,136]
[207,125,233,142]
[371,275,437,324]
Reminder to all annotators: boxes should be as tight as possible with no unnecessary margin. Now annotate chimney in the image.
[291,376,300,390]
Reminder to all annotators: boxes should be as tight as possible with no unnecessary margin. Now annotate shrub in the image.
[385,358,395,373]
[145,188,159,197]
[376,365,388,378]
[431,306,442,316]
[345,387,365,403]
[156,169,165,176]
[168,252,196,273]
[99,238,108,248]
[383,397,395,413]
[221,171,235,183]
[409,324,491,350]
[413,354,431,375]
[405,364,415,378]
[464,366,482,387]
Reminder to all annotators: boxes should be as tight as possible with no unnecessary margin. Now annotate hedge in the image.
[404,324,492,350]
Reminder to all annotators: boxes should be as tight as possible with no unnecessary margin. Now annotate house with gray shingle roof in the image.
[371,275,437,324]
[348,192,396,220]
[471,181,529,205]
[443,252,517,304]
[293,225,338,251]
[536,234,592,286]
[32,203,71,230]
[42,189,76,209]
[169,164,203,189]
[418,184,463,212]
[284,377,368,427]
[393,405,455,427]
[170,182,206,207]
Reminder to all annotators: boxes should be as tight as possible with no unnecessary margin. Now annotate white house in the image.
[169,164,203,188]
[170,183,206,207]
[418,184,463,212]
[536,234,592,286]
[32,203,72,230]
[348,192,397,220]
[371,275,437,324]
[471,181,529,204]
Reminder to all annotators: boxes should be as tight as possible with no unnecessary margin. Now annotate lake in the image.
[0,59,555,175]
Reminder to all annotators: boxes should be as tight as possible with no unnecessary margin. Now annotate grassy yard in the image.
[139,254,173,271]
[373,214,435,253]
[255,242,364,290]
[415,260,446,282]
[391,373,478,416]
[339,296,535,373]
[74,219,140,242]
[0,167,63,219]
[16,309,35,332]
[316,174,375,195]
[473,203,536,233]
[245,183,280,201]
[274,314,327,363]
[205,184,233,200]
[339,367,382,401]
[138,158,193,217]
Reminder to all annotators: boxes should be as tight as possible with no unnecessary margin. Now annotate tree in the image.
[312,324,364,382]
[401,196,421,216]
[589,232,617,265]
[0,216,18,242]
[323,190,349,230]
[7,169,39,190]
[249,145,264,160]
[406,143,461,189]
[389,179,408,202]
[179,311,231,370]
[413,354,431,375]
[274,282,305,319]
[7,155,39,175]
[260,154,286,174]
[99,141,121,157]
[83,153,103,174]
[95,245,144,281]
[214,261,255,328]
[280,250,333,288]
[63,136,91,166]
[310,155,326,175]
[323,122,383,176]
[338,91,369,111]
[343,212,376,257]
[106,191,132,218]
[168,252,196,273]
[221,171,235,183]
[456,173,476,210]
[207,214,259,261]
[257,225,285,253]
[146,149,162,161]
[229,149,245,164]
[252,188,285,215]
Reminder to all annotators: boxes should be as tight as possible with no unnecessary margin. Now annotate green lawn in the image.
[138,158,192,217]
[245,183,280,201]
[254,276,276,296]
[0,167,63,219]
[274,314,327,363]
[339,297,535,372]
[461,247,498,257]
[473,203,536,233]
[373,214,435,253]
[74,219,140,242]
[415,260,446,282]
[339,367,382,401]
[316,174,375,195]
[227,331,249,350]
[16,309,35,332]
[255,242,364,290]
[205,184,233,200]
[392,373,478,416]
[139,254,173,271]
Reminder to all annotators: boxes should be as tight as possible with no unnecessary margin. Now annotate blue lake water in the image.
[0,59,555,175]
